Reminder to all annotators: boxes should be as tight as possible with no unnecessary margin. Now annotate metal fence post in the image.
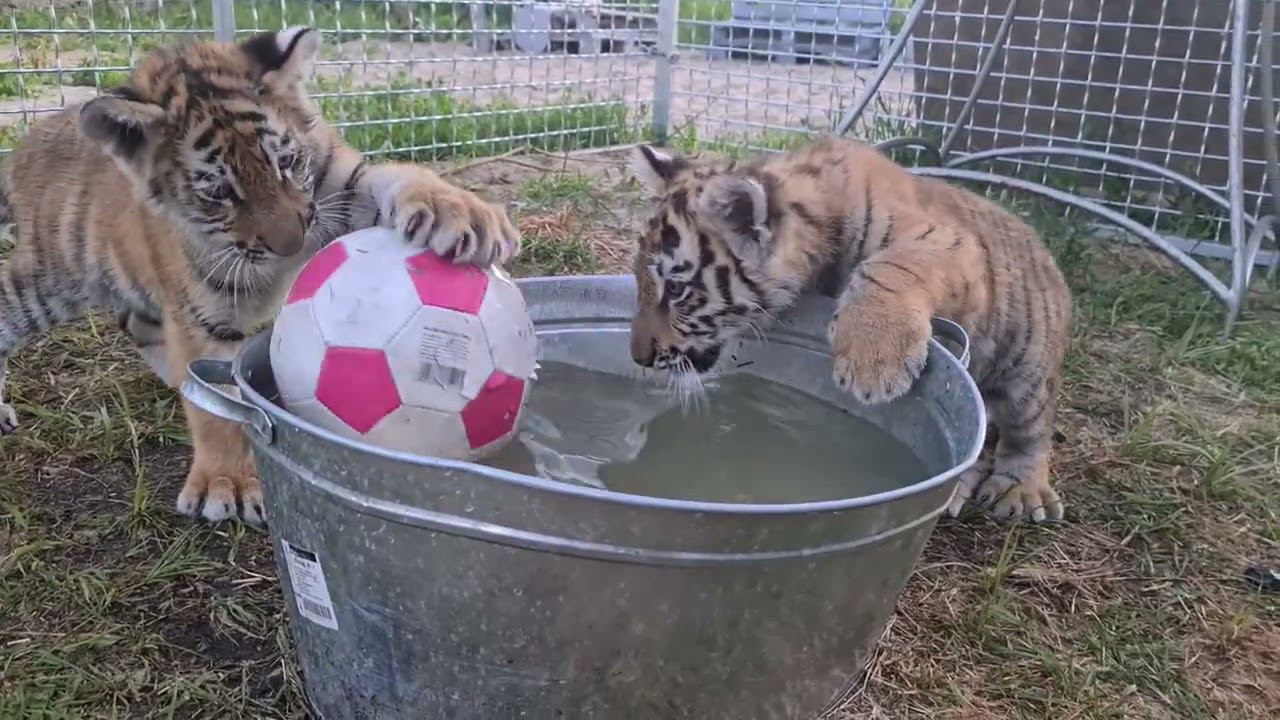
[212,0,236,42]
[651,0,680,144]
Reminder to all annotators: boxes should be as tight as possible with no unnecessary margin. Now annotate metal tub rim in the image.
[197,274,986,519]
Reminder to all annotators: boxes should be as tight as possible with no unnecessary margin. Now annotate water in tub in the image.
[483,361,929,503]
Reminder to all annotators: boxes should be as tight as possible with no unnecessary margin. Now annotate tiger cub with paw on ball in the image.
[628,136,1072,522]
[0,27,519,525]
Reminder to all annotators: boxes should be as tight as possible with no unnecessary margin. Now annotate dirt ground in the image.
[1,147,1278,719]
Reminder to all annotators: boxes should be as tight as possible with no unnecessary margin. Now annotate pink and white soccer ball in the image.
[269,226,537,459]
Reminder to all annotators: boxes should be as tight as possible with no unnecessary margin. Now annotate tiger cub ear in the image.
[240,26,320,84]
[79,90,167,167]
[630,144,688,194]
[696,174,773,265]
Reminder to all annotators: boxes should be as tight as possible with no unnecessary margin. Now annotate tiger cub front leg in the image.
[367,164,520,266]
[827,223,961,404]
[163,311,264,525]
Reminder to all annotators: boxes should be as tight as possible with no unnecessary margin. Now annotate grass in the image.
[2,143,1279,718]
[314,77,634,162]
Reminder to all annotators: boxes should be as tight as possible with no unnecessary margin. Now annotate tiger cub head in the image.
[628,145,792,375]
[77,27,324,265]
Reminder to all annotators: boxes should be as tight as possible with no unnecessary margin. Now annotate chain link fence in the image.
[2,1,1276,328]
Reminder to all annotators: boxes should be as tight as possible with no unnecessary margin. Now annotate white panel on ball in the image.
[365,404,471,456]
[270,300,327,404]
[333,225,421,259]
[384,305,495,413]
[285,398,365,442]
[310,250,421,349]
[478,270,538,381]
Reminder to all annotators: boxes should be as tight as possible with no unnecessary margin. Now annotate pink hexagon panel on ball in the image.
[286,241,347,304]
[315,346,402,434]
[406,250,489,315]
[462,370,527,451]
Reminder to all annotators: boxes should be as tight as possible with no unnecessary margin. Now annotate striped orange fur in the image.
[0,28,519,524]
[629,136,1072,522]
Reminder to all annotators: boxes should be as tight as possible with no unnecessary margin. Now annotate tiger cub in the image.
[628,136,1072,522]
[0,28,519,524]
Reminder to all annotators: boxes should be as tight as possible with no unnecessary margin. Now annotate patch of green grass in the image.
[7,1,478,55]
[316,77,634,161]
[889,0,916,36]
[676,0,733,46]
[668,124,806,157]
[520,173,599,208]
[515,226,599,277]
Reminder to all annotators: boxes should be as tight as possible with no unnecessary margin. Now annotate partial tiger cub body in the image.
[0,28,518,524]
[629,136,1072,522]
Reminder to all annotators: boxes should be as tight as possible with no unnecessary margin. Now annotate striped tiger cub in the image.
[628,136,1072,522]
[0,28,519,525]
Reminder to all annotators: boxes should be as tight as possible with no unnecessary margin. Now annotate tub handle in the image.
[181,359,274,444]
[930,317,971,369]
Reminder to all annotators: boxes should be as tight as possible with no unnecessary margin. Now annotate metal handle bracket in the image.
[181,358,275,444]
[930,317,971,370]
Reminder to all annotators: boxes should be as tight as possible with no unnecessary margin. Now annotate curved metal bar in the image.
[872,136,943,165]
[1260,1,1280,282]
[945,145,1240,218]
[909,167,1231,302]
[834,0,929,137]
[1224,0,1251,334]
[938,0,1020,157]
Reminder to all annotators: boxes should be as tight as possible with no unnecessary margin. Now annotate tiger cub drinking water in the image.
[628,136,1072,522]
[0,28,519,524]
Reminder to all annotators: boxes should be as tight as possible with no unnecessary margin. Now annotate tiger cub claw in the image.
[390,181,520,267]
[827,309,929,405]
[177,463,266,526]
[983,475,1065,523]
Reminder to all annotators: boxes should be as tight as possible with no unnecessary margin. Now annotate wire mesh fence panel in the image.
[3,0,1275,313]
[664,0,1278,261]
[1,0,213,151]
[232,1,658,161]
[1,1,659,161]
[666,0,901,152]
[873,0,1275,256]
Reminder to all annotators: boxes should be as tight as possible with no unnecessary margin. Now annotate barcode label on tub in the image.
[283,540,339,630]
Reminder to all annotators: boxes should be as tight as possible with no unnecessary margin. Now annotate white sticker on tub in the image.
[283,540,339,630]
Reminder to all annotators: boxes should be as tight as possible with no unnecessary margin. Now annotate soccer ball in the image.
[269,226,537,460]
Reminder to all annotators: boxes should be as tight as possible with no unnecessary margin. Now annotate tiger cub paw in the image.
[827,307,929,405]
[947,456,992,518]
[0,402,18,435]
[979,472,1065,523]
[177,462,266,526]
[388,178,520,267]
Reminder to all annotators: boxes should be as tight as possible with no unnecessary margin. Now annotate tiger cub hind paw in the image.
[827,308,929,405]
[946,458,991,518]
[978,472,1065,523]
[177,465,266,526]
[0,402,18,435]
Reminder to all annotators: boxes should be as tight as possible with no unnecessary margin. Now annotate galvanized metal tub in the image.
[183,274,985,720]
